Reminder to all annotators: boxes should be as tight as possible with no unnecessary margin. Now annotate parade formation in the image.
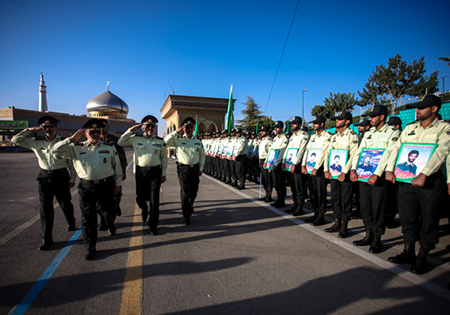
[12,95,450,278]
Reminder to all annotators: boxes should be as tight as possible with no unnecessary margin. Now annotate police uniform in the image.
[324,111,359,237]
[118,115,168,234]
[268,121,289,207]
[283,117,309,215]
[350,105,400,252]
[250,134,260,183]
[11,116,76,250]
[53,119,122,260]
[386,95,450,274]
[258,127,273,201]
[233,128,248,189]
[165,117,205,224]
[301,116,333,225]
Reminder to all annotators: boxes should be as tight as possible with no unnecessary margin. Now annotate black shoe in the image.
[184,217,191,225]
[338,222,348,238]
[410,247,429,274]
[108,226,116,236]
[142,210,148,222]
[39,240,53,251]
[292,208,304,216]
[150,228,158,235]
[270,200,280,207]
[274,202,286,209]
[85,249,96,260]
[236,186,245,190]
[311,216,325,226]
[353,232,374,246]
[285,204,298,214]
[265,196,273,203]
[388,242,416,264]
[369,236,382,253]
[304,214,318,223]
[325,219,341,233]
[98,224,108,231]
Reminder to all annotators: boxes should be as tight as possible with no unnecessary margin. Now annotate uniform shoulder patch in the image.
[327,131,333,135]
[350,130,356,135]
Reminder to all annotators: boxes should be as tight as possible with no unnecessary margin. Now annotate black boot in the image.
[388,242,416,264]
[311,215,325,226]
[285,203,298,214]
[264,194,273,203]
[353,231,374,246]
[325,218,341,233]
[338,221,348,238]
[369,235,382,253]
[292,206,304,216]
[304,213,318,223]
[410,247,429,274]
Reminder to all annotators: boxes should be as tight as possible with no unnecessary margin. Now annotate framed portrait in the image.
[265,149,280,170]
[394,142,437,183]
[284,148,299,171]
[329,149,348,179]
[221,145,228,158]
[356,148,385,182]
[306,148,322,174]
[247,145,254,156]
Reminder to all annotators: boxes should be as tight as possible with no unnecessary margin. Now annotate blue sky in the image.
[1,0,449,135]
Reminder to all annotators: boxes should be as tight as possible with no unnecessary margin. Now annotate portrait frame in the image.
[306,148,322,174]
[265,148,280,170]
[284,148,299,171]
[394,142,437,183]
[329,149,348,179]
[356,148,385,182]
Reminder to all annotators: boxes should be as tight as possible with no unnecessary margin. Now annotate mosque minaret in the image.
[38,73,48,112]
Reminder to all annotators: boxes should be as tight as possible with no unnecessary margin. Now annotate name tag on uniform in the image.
[99,150,110,154]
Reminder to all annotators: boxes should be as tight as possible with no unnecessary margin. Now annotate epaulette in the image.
[302,131,307,135]
[327,131,333,135]
[350,130,356,135]
[34,136,46,140]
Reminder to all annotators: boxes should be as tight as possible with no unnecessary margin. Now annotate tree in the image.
[439,57,450,67]
[323,92,359,115]
[236,96,266,133]
[358,54,439,115]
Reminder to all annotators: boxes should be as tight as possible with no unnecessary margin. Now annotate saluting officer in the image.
[12,115,77,250]
[349,105,400,253]
[118,115,168,235]
[301,115,333,226]
[165,117,205,225]
[385,95,450,274]
[53,119,122,260]
[258,126,273,202]
[324,111,359,238]
[283,116,309,216]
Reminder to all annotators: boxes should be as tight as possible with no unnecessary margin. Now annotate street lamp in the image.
[302,89,308,123]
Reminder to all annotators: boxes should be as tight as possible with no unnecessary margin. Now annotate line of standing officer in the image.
[118,115,168,235]
[12,115,77,250]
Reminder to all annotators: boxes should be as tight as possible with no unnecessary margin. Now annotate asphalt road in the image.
[1,151,450,315]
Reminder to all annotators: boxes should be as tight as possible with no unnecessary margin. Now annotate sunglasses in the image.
[89,130,101,135]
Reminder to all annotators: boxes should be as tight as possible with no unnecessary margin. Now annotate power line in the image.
[263,0,301,114]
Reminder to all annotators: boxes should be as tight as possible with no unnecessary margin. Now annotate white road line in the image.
[205,174,450,302]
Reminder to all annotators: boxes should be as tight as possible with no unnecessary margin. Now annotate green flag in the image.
[225,84,234,132]
[193,115,198,137]
[283,120,292,134]
[256,120,259,134]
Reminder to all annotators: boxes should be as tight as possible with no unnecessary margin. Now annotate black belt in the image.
[40,168,66,174]
[177,162,199,168]
[81,176,114,184]
[137,165,161,171]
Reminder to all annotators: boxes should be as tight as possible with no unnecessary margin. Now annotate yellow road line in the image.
[120,203,143,315]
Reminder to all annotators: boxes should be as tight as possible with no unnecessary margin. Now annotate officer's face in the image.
[369,115,384,128]
[416,106,436,121]
[43,125,57,137]
[143,124,156,137]
[335,119,345,128]
[185,125,195,137]
[291,123,300,131]
[86,129,101,144]
[408,153,418,163]
[274,127,283,135]
[313,123,324,133]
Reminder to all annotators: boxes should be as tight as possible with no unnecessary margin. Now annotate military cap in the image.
[38,115,59,127]
[387,116,402,126]
[331,111,352,121]
[290,116,302,125]
[406,94,441,109]
[354,119,370,127]
[222,129,228,134]
[362,105,388,117]
[235,128,243,133]
[83,118,104,130]
[260,125,270,132]
[182,117,196,126]
[311,116,326,124]
[251,132,256,135]
[141,115,158,125]
[273,120,284,128]
[231,128,236,133]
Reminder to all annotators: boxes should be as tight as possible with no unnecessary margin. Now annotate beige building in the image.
[160,95,234,135]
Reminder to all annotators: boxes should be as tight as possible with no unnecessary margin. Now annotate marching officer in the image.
[385,95,450,274]
[118,115,168,235]
[301,115,333,225]
[324,111,359,238]
[258,126,273,202]
[350,105,400,253]
[12,115,77,250]
[53,118,122,260]
[283,116,309,216]
[165,117,205,225]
